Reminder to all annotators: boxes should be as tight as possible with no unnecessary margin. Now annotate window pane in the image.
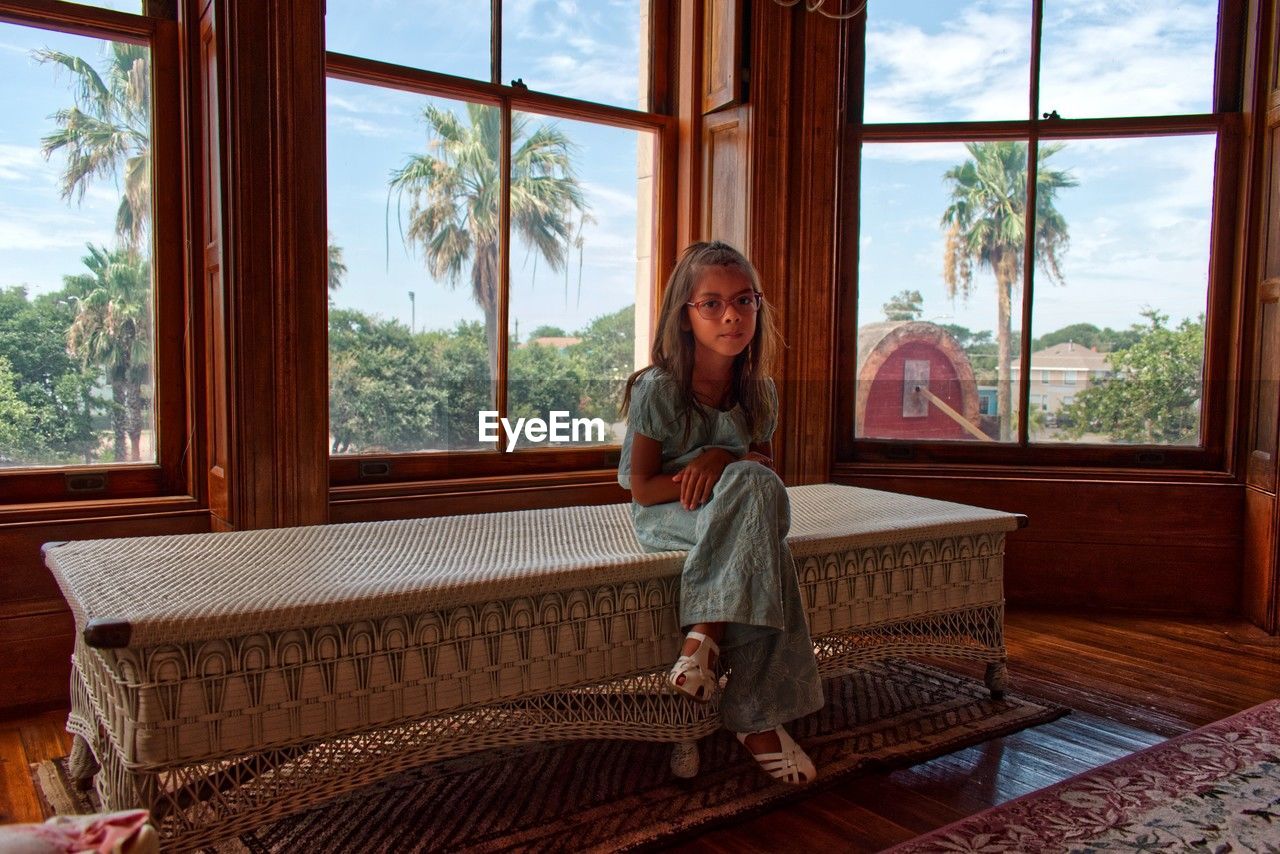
[856,141,1030,443]
[327,79,499,454]
[864,0,1031,124]
[1029,135,1213,446]
[504,0,648,110]
[62,1,142,12]
[326,0,491,81]
[1040,1,1218,119]
[506,111,654,450]
[0,23,156,469]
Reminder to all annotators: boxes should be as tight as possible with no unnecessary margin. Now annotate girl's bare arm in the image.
[629,435,776,507]
[627,433,686,506]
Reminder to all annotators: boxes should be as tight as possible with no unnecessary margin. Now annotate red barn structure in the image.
[856,321,989,441]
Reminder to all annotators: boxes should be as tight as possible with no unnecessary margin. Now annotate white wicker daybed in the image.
[43,483,1023,850]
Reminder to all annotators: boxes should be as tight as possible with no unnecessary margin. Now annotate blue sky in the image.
[1,0,1219,347]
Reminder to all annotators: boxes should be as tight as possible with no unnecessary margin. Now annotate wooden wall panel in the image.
[2,603,74,713]
[835,473,1242,615]
[1244,486,1278,626]
[1,508,209,710]
[701,107,750,248]
[702,0,742,113]
[1241,0,1280,632]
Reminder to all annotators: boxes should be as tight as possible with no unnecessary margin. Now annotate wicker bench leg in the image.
[670,740,700,778]
[67,735,99,785]
[984,661,1009,699]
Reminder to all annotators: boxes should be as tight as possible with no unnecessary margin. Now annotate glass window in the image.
[61,0,142,12]
[325,0,492,81]
[856,141,1028,442]
[864,0,1032,124]
[0,23,156,469]
[325,2,661,474]
[1030,135,1213,446]
[849,0,1224,464]
[1040,0,1218,120]
[327,82,496,455]
[504,0,648,110]
[506,112,654,449]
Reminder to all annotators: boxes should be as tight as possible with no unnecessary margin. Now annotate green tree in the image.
[528,324,568,340]
[1059,310,1204,445]
[422,320,491,450]
[328,237,348,296]
[1033,322,1140,354]
[567,304,635,421]
[0,287,96,464]
[36,42,150,252]
[508,342,588,435]
[328,308,445,454]
[64,244,152,461]
[942,141,1076,439]
[388,103,589,384]
[0,357,37,462]
[882,289,924,321]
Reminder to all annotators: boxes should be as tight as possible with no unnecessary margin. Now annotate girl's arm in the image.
[745,440,774,469]
[627,432,689,507]
[629,434,776,509]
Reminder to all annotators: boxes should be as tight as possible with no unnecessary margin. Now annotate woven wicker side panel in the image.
[798,532,1006,636]
[96,577,683,768]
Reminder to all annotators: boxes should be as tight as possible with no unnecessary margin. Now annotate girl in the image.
[617,241,823,785]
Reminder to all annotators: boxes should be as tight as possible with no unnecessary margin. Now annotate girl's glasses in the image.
[686,291,764,320]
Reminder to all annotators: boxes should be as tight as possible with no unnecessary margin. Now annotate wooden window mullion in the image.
[497,100,512,452]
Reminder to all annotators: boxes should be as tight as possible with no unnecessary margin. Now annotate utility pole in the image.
[408,290,416,333]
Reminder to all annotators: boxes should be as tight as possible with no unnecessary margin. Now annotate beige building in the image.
[1010,341,1112,417]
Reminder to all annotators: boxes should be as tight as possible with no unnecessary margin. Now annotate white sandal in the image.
[668,630,720,702]
[736,725,817,785]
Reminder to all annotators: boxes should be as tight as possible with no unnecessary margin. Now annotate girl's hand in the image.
[672,448,736,510]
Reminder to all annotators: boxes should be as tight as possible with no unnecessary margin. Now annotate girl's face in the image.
[682,266,759,364]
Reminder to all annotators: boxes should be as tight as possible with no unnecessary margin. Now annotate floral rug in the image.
[888,698,1280,853]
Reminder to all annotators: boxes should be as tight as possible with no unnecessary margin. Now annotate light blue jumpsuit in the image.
[617,367,824,732]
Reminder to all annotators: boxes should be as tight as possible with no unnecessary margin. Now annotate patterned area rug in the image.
[888,698,1280,853]
[35,660,1065,853]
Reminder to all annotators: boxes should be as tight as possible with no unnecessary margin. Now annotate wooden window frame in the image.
[834,0,1248,474]
[0,0,193,507]
[324,2,677,491]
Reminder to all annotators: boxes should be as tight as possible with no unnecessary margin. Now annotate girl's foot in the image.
[669,630,719,702]
[736,725,816,784]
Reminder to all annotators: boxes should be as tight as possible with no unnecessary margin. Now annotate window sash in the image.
[322,24,673,485]
[0,0,190,503]
[839,0,1238,470]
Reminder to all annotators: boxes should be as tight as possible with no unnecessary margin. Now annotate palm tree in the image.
[328,235,348,297]
[388,103,589,382]
[64,245,152,462]
[36,43,151,254]
[942,141,1076,440]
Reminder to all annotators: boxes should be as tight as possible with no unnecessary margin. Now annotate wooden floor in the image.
[1,609,1277,851]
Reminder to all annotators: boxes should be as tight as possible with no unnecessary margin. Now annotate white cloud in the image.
[863,1,1217,123]
[581,181,637,216]
[0,207,113,251]
[329,112,403,139]
[862,141,972,164]
[865,3,1031,123]
[0,144,45,182]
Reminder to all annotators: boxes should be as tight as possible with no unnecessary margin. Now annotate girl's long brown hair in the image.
[620,241,782,444]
